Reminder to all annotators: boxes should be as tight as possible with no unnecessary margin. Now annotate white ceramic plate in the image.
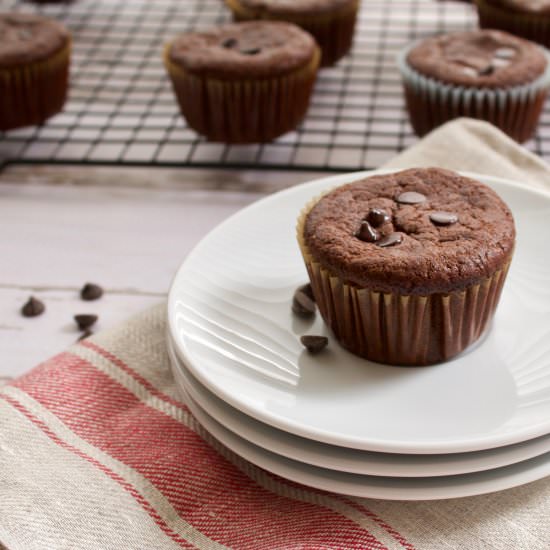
[168,170,550,454]
[167,335,550,477]
[178,379,550,501]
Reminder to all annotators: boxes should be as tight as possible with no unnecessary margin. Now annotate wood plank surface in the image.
[1,165,332,379]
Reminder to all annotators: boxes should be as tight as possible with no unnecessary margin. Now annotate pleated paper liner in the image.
[296,196,512,366]
[224,0,359,66]
[397,44,550,143]
[475,0,550,49]
[0,40,71,131]
[163,44,320,143]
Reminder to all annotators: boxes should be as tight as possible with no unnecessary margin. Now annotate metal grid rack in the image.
[1,0,549,172]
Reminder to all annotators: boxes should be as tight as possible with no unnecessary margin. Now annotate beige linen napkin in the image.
[1,118,549,550]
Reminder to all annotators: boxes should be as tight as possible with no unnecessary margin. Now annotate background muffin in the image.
[224,0,359,66]
[297,168,515,366]
[475,0,550,48]
[0,13,71,131]
[164,21,320,143]
[398,30,550,142]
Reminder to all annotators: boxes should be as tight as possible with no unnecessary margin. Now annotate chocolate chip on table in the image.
[430,211,458,226]
[377,232,403,248]
[300,335,328,354]
[241,47,261,55]
[80,283,103,301]
[222,37,237,49]
[396,191,426,205]
[356,221,379,243]
[21,296,45,317]
[366,208,389,228]
[77,329,93,342]
[292,287,316,318]
[74,314,98,331]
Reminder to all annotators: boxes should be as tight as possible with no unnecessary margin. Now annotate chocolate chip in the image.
[366,208,390,228]
[494,47,516,60]
[396,191,426,205]
[74,314,98,331]
[356,221,379,243]
[300,335,328,354]
[21,296,45,317]
[377,232,403,248]
[80,283,103,301]
[292,288,316,318]
[222,37,237,49]
[430,211,458,226]
[241,47,261,55]
[298,283,315,302]
[478,64,494,76]
[77,329,93,342]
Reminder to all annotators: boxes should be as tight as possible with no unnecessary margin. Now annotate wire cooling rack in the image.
[1,0,549,171]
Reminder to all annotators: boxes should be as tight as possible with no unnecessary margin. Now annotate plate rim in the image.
[168,169,550,454]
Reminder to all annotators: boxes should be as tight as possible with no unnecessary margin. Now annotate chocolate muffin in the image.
[296,168,515,366]
[398,30,550,142]
[475,0,550,48]
[163,21,320,143]
[0,13,71,131]
[224,0,359,66]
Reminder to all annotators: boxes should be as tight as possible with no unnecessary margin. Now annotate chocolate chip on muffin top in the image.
[169,21,317,79]
[0,13,69,68]
[303,167,515,295]
[407,29,547,88]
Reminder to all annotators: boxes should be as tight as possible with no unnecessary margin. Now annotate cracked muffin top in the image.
[301,167,515,294]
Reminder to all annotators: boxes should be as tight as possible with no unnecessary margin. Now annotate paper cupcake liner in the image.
[163,45,320,143]
[397,43,550,143]
[225,0,359,66]
[0,41,71,131]
[296,197,512,366]
[475,0,550,48]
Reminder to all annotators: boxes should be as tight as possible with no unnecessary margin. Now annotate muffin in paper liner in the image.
[397,42,550,143]
[224,0,359,66]
[0,37,71,131]
[296,184,513,367]
[163,33,320,144]
[475,0,550,49]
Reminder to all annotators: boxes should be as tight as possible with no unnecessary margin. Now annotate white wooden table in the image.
[0,165,331,380]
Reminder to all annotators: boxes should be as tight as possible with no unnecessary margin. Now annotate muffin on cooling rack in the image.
[297,168,515,366]
[163,21,320,144]
[398,29,550,142]
[0,13,71,131]
[224,0,358,66]
[475,0,550,48]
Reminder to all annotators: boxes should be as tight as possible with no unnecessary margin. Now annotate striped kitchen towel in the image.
[1,119,550,549]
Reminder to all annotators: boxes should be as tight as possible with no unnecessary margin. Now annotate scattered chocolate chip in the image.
[494,47,516,60]
[241,47,261,55]
[300,335,328,354]
[21,296,45,317]
[74,314,98,331]
[478,64,494,76]
[396,191,426,205]
[80,283,103,301]
[366,208,390,228]
[298,283,315,302]
[77,329,93,342]
[356,221,379,243]
[429,211,458,226]
[377,232,403,248]
[292,288,316,318]
[222,37,237,49]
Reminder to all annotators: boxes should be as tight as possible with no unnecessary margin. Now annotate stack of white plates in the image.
[167,170,550,501]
